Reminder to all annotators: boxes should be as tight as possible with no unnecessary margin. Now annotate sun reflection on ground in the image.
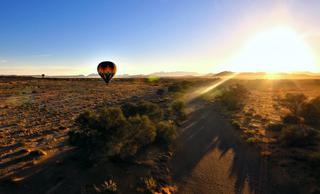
[186,72,239,102]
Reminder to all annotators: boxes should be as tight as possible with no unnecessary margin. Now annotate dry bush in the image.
[170,100,187,122]
[121,101,163,122]
[280,125,318,147]
[70,108,156,160]
[137,177,157,194]
[136,101,164,122]
[218,84,249,111]
[156,88,165,96]
[282,114,300,124]
[156,121,177,146]
[121,102,138,117]
[92,179,118,193]
[280,93,307,119]
[107,115,156,159]
[167,81,191,93]
[280,93,320,127]
[70,101,178,161]
[300,96,320,127]
[231,119,241,129]
[266,122,284,132]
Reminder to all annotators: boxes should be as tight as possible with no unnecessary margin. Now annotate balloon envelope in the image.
[97,61,117,84]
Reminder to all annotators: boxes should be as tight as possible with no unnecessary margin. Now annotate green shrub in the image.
[97,107,129,136]
[280,125,318,147]
[75,110,97,126]
[246,137,259,144]
[70,108,157,160]
[231,120,241,129]
[156,121,177,146]
[121,102,138,117]
[300,96,320,127]
[121,101,163,122]
[218,84,249,111]
[136,101,164,122]
[170,100,187,122]
[107,115,156,159]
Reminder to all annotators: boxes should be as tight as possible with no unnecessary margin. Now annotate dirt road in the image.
[171,101,293,194]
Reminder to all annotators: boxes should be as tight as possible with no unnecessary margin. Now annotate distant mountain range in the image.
[207,71,320,79]
[87,71,200,78]
[2,71,320,79]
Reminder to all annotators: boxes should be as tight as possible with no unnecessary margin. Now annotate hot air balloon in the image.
[97,61,117,84]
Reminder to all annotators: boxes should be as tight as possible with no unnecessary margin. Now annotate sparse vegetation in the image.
[2,77,217,194]
[167,81,191,93]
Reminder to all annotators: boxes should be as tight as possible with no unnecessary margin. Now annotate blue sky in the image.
[1,0,320,75]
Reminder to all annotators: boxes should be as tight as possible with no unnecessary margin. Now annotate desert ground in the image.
[0,77,161,177]
[0,76,319,194]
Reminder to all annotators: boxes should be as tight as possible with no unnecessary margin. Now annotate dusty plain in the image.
[0,76,319,194]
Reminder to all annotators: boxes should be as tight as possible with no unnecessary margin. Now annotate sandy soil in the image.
[0,77,160,180]
[171,100,296,194]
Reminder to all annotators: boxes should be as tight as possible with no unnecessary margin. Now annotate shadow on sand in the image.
[171,100,298,194]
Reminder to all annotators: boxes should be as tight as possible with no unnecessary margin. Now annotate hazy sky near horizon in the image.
[1,0,320,75]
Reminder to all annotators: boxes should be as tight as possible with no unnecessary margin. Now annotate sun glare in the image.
[229,26,317,73]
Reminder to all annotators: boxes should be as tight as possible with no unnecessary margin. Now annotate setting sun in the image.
[229,26,317,72]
